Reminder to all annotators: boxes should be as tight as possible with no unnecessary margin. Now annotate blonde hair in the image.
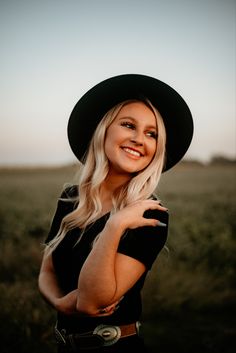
[46,99,166,252]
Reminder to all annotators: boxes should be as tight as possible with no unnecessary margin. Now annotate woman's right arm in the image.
[38,251,79,315]
[38,186,80,314]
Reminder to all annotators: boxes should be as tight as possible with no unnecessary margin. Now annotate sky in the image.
[1,0,235,166]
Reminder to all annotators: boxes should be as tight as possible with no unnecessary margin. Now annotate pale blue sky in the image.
[1,0,235,165]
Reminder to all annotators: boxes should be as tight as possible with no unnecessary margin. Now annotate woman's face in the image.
[104,101,157,176]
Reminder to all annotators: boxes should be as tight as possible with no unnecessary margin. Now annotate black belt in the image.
[54,321,140,350]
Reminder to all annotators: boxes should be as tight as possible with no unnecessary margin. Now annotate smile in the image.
[122,147,143,157]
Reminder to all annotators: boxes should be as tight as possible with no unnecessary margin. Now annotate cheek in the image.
[104,140,110,158]
[105,126,123,150]
[148,141,157,158]
[104,135,116,159]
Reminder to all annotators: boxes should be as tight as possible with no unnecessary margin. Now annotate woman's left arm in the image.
[76,200,167,315]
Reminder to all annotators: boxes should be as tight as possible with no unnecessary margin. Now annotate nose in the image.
[130,129,144,146]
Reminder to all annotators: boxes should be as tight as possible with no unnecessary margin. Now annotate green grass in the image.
[0,163,235,353]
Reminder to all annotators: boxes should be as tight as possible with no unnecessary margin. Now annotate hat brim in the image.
[67,74,194,172]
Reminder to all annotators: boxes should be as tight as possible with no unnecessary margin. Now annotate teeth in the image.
[123,147,141,157]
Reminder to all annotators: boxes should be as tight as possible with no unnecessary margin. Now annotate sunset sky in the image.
[1,0,235,166]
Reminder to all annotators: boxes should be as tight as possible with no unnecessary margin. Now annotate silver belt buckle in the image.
[93,324,121,346]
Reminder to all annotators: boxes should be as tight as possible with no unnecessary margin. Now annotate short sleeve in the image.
[45,185,78,243]
[117,209,169,270]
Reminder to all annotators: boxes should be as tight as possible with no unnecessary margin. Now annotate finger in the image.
[98,308,108,314]
[141,218,167,228]
[135,199,167,210]
[145,201,168,211]
[98,303,116,314]
[97,307,116,316]
[156,220,167,227]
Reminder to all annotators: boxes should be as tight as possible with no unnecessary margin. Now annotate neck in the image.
[104,170,132,192]
[99,172,132,213]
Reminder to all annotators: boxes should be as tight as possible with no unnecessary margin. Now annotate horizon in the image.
[0,153,235,170]
[1,0,235,165]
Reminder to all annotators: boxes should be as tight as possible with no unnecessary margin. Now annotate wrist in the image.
[106,215,127,234]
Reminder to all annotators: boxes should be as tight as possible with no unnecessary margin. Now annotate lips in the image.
[122,147,144,157]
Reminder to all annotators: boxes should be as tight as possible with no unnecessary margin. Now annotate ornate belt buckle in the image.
[54,326,66,345]
[93,324,121,346]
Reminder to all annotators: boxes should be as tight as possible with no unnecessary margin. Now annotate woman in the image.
[38,74,194,352]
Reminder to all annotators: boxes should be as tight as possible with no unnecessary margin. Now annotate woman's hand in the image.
[95,296,124,316]
[108,199,168,232]
[96,301,120,316]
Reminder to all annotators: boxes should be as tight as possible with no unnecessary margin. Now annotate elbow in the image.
[76,298,98,316]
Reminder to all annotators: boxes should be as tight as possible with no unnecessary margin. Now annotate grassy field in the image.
[0,163,235,353]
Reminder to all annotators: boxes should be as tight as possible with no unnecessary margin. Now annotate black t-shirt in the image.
[45,185,168,332]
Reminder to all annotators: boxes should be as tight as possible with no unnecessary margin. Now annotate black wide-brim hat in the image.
[68,74,194,171]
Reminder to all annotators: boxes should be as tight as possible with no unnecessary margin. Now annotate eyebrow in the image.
[118,116,157,130]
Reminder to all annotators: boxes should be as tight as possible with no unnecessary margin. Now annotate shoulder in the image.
[57,184,79,212]
[60,184,79,200]
[45,185,78,244]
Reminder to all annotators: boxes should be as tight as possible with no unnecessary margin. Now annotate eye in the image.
[120,121,135,129]
[146,131,157,139]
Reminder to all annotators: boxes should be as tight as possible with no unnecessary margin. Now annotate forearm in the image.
[77,218,125,310]
[77,199,165,313]
[38,270,64,308]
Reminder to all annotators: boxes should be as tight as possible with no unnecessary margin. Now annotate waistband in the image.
[55,321,140,350]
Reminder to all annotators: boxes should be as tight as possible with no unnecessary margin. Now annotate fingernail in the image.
[158,221,167,227]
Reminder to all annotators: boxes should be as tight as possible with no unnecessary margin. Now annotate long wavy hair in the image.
[46,98,166,252]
